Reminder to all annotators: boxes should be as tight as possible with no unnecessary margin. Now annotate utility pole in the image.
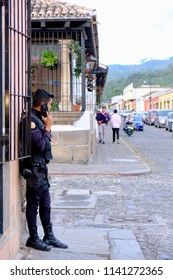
[149,77,152,109]
[144,76,152,109]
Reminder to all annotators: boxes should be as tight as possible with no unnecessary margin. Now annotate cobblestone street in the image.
[17,124,173,260]
[48,171,173,260]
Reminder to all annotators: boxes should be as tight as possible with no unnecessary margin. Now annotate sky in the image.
[66,0,173,65]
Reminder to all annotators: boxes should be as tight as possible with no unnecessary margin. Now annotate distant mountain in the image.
[107,58,173,82]
[102,58,173,102]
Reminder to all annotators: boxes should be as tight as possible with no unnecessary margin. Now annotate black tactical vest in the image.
[31,112,53,164]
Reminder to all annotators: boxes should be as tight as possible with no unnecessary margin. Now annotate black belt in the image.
[33,159,46,166]
[33,162,39,167]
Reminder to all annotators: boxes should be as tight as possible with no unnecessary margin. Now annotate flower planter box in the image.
[73,104,81,111]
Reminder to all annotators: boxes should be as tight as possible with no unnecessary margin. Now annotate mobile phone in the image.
[41,103,48,117]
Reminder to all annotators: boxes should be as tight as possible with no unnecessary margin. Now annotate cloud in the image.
[66,0,173,64]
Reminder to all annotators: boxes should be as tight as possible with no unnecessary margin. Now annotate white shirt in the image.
[110,113,121,128]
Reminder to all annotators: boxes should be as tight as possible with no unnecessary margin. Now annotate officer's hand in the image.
[42,111,53,131]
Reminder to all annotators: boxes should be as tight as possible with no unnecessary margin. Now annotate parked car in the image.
[132,115,144,131]
[146,109,158,125]
[165,111,173,131]
[107,109,113,115]
[154,109,173,128]
[117,110,123,115]
[141,112,148,123]
[121,110,132,119]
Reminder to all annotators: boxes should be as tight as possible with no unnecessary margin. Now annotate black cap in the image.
[34,89,54,98]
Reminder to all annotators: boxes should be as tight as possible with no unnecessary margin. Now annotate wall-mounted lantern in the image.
[86,55,97,72]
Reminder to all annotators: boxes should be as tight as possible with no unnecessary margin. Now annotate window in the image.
[0,0,31,234]
[31,30,87,112]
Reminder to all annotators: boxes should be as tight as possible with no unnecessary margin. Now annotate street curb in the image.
[48,168,151,177]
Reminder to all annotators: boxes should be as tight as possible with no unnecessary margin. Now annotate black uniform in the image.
[25,108,68,251]
[26,108,52,229]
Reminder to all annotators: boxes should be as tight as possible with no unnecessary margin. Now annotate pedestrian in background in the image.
[96,105,110,144]
[110,109,121,144]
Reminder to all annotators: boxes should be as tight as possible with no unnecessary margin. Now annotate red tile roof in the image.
[31,0,96,18]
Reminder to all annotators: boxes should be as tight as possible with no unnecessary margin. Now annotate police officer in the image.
[25,89,68,251]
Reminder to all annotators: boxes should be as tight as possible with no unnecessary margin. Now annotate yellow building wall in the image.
[123,83,134,110]
[125,101,133,111]
[123,83,134,101]
[158,90,173,110]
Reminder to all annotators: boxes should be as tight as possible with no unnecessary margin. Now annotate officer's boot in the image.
[43,223,68,249]
[26,227,51,251]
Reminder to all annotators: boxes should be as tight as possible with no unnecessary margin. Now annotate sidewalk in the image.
[16,126,150,260]
[49,126,151,176]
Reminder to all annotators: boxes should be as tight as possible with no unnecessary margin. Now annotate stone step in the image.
[52,111,83,125]
[108,229,145,260]
[16,228,145,260]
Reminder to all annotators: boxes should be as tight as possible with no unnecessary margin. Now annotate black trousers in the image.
[26,181,51,229]
[112,128,120,142]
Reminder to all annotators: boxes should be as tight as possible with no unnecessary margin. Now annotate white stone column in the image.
[58,39,72,111]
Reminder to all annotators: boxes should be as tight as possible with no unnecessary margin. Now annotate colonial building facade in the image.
[0,1,31,259]
[110,83,173,113]
[0,0,107,259]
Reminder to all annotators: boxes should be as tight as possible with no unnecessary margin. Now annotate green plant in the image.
[75,97,82,105]
[75,54,83,78]
[69,40,87,78]
[51,100,59,111]
[69,40,82,54]
[31,61,38,80]
[41,50,59,68]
